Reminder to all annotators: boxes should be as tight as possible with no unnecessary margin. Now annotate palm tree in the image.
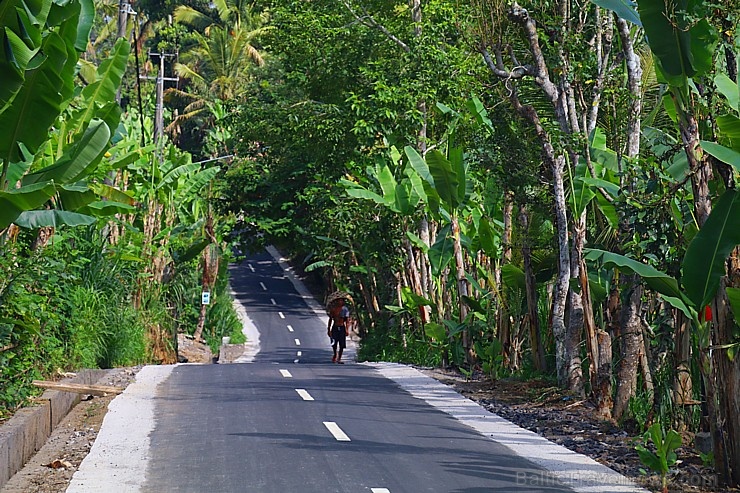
[165,0,268,141]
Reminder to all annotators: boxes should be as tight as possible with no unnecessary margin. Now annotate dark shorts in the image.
[331,326,346,349]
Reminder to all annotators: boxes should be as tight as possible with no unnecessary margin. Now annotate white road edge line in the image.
[295,389,314,401]
[280,369,292,378]
[323,422,350,441]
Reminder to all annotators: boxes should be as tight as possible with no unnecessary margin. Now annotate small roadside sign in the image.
[202,291,211,305]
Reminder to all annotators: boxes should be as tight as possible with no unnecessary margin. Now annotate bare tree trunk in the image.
[519,205,546,372]
[349,247,375,334]
[613,274,643,420]
[552,153,574,389]
[673,310,693,405]
[606,17,645,422]
[451,214,470,357]
[711,280,740,486]
[194,213,218,342]
[499,193,514,367]
[567,213,590,397]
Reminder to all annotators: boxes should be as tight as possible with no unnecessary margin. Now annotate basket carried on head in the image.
[325,290,354,313]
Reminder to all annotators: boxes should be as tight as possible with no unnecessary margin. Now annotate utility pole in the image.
[116,0,136,104]
[142,52,178,145]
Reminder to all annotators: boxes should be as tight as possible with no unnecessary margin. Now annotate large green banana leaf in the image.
[588,0,641,26]
[476,217,499,259]
[22,119,110,185]
[715,74,739,112]
[69,38,129,136]
[0,181,56,229]
[14,210,95,229]
[0,0,52,110]
[429,224,454,277]
[426,150,460,210]
[700,141,740,172]
[683,189,740,310]
[58,183,96,210]
[405,145,432,185]
[79,201,136,217]
[0,31,69,164]
[343,181,387,206]
[375,162,397,206]
[585,248,692,318]
[46,0,93,52]
[638,0,716,82]
[177,167,221,198]
[717,114,740,148]
[89,183,135,205]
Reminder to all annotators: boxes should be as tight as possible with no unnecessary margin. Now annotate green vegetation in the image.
[1,0,740,487]
[635,423,682,493]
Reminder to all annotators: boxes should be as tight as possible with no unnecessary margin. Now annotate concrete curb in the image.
[0,369,106,490]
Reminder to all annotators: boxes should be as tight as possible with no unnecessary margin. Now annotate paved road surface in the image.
[66,248,646,493]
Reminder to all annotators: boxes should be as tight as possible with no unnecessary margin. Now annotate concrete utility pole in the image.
[115,0,136,104]
[142,52,178,145]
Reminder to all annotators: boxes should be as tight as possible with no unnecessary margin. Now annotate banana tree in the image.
[586,188,740,485]
[0,0,132,233]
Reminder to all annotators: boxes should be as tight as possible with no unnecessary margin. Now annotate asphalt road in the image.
[67,248,645,493]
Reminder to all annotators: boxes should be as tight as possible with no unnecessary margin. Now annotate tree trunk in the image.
[566,213,587,396]
[194,214,218,342]
[451,214,469,347]
[609,17,644,422]
[552,153,574,389]
[711,280,740,486]
[499,193,514,367]
[613,274,643,421]
[519,206,546,372]
[673,310,693,405]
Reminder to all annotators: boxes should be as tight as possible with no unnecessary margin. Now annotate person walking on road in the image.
[327,298,349,364]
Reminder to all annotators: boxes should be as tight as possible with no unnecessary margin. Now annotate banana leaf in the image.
[14,210,95,229]
[683,189,740,310]
[0,181,56,228]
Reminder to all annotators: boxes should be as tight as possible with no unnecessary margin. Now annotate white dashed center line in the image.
[279,312,285,319]
[280,369,292,378]
[247,263,255,272]
[323,422,350,442]
[296,351,302,357]
[294,339,301,346]
[287,325,294,332]
[259,282,267,291]
[371,489,391,493]
[295,389,314,401]
[270,298,276,305]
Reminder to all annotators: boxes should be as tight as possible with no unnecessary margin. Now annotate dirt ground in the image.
[2,343,737,492]
[0,367,142,493]
[420,367,738,493]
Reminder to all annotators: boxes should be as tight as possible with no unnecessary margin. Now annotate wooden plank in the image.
[32,380,124,396]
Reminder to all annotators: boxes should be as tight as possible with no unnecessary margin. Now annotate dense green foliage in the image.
[0,0,243,419]
[2,0,740,486]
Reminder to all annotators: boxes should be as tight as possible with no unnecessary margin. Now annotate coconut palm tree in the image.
[165,0,268,143]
